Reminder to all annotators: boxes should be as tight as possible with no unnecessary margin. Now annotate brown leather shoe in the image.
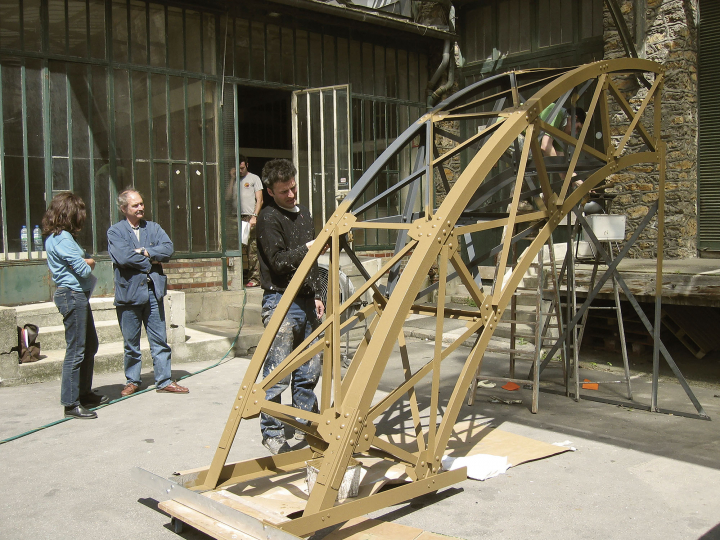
[156,381,189,394]
[120,383,139,397]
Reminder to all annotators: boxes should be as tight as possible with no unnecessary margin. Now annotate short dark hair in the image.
[117,188,142,210]
[42,191,87,236]
[238,154,248,166]
[262,159,297,189]
[569,106,586,125]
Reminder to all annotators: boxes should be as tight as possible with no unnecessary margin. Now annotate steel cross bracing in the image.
[173,59,703,538]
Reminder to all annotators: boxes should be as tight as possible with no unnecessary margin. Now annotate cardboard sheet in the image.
[322,517,465,540]
[382,420,570,468]
[204,422,569,520]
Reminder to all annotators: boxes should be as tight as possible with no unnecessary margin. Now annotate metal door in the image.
[292,85,351,232]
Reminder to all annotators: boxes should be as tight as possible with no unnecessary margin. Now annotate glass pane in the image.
[386,48,397,98]
[223,16,233,77]
[251,21,264,81]
[49,62,69,160]
[149,3,166,67]
[323,34,335,86]
[408,52,418,102]
[112,0,129,64]
[362,43,373,95]
[350,40,362,94]
[169,76,186,161]
[167,7,183,70]
[5,156,26,252]
[155,162,171,233]
[186,10,202,73]
[94,158,111,253]
[172,164,188,251]
[190,163,205,251]
[337,37,349,85]
[68,0,88,57]
[374,45,385,97]
[309,32,321,87]
[202,12,216,75]
[72,158,92,249]
[52,157,70,191]
[206,164,219,251]
[267,24,281,83]
[235,18,250,79]
[23,0,42,52]
[281,27,294,85]
[129,0,147,64]
[397,49,408,100]
[113,69,132,186]
[26,59,44,158]
[204,80,217,161]
[132,161,151,231]
[90,66,110,169]
[151,73,167,159]
[419,54,428,104]
[351,98,362,184]
[0,1,21,50]
[68,63,90,160]
[93,62,115,250]
[2,58,23,158]
[28,158,45,247]
[89,0,105,59]
[295,30,308,87]
[132,71,149,160]
[48,0,67,54]
[187,79,203,162]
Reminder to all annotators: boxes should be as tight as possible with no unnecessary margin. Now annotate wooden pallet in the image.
[661,305,720,359]
[158,489,294,539]
[582,309,652,354]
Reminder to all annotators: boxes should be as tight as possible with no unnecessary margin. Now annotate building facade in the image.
[0,0,449,304]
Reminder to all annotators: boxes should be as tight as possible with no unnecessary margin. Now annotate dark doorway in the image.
[236,85,292,202]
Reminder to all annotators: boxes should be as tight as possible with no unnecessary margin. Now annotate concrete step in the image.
[15,297,118,328]
[186,320,265,357]
[6,325,240,387]
[227,287,263,326]
[38,319,125,350]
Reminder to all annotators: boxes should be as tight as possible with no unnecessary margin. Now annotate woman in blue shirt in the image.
[42,192,107,419]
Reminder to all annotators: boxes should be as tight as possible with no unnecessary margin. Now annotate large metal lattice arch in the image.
[172,59,672,538]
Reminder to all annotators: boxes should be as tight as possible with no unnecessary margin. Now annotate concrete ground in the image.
[1,333,719,540]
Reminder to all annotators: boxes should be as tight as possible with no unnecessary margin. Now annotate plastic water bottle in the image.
[20,226,28,253]
[32,225,42,252]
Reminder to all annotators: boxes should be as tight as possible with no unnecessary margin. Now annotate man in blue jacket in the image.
[107,189,189,396]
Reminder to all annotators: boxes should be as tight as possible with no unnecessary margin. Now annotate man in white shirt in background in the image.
[226,155,263,287]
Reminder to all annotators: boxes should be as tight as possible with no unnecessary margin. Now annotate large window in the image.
[0,0,435,256]
[0,0,219,256]
[460,0,604,77]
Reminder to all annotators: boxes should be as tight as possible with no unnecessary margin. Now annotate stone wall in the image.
[604,0,698,259]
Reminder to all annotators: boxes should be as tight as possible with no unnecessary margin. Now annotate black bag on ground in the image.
[16,324,41,363]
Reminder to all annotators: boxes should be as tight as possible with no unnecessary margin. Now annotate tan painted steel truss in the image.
[181,59,685,537]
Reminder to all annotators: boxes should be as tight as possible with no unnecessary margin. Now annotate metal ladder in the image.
[467,228,567,413]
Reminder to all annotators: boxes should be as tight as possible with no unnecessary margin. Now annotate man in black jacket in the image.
[256,159,324,455]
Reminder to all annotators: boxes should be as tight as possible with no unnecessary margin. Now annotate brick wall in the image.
[165,258,224,292]
[604,0,698,259]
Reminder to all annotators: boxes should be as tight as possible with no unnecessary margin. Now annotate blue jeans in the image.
[54,288,98,407]
[260,292,322,441]
[116,289,172,389]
